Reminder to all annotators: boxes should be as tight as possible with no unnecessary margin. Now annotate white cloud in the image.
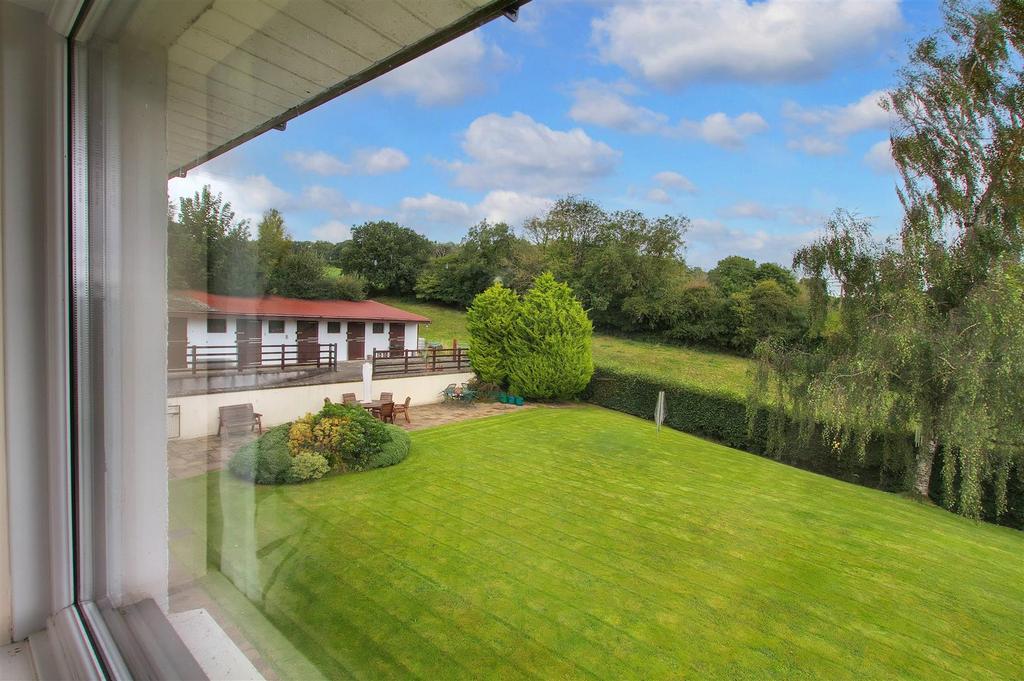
[286,147,409,176]
[311,220,352,242]
[399,190,554,230]
[653,171,697,194]
[864,139,897,174]
[783,91,892,156]
[356,147,409,174]
[373,32,509,106]
[687,217,820,270]
[568,80,668,134]
[398,193,475,225]
[477,191,555,226]
[168,170,291,226]
[721,201,777,220]
[448,112,619,194]
[301,185,383,221]
[645,188,672,204]
[787,136,846,156]
[593,0,902,89]
[679,112,768,149]
[784,90,891,136]
[567,80,766,149]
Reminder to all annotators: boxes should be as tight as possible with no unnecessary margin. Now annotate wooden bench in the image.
[218,403,263,436]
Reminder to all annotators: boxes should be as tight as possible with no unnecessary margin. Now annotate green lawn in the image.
[377,297,752,396]
[172,407,1023,679]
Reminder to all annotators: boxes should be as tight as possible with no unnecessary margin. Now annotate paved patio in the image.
[167,400,533,481]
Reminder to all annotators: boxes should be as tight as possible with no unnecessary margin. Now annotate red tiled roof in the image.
[171,290,430,323]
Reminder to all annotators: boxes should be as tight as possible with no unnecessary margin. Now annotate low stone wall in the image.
[168,371,475,439]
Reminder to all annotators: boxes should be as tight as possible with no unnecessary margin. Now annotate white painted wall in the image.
[175,315,420,365]
[169,371,473,439]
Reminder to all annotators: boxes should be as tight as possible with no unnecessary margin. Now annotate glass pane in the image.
[78,1,514,678]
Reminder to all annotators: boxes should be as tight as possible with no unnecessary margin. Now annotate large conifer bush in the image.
[467,273,593,400]
[465,283,520,386]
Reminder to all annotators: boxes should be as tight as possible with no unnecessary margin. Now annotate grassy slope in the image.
[376,296,752,397]
[172,407,1023,679]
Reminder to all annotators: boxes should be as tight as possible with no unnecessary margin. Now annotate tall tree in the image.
[340,221,431,294]
[255,209,291,286]
[752,0,1023,518]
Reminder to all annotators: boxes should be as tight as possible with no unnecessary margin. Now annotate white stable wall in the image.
[169,370,472,439]
[176,315,419,364]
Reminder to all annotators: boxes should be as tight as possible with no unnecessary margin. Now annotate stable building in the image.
[168,291,430,371]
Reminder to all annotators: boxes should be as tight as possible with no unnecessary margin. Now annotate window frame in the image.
[206,317,227,334]
[372,322,385,334]
[327,321,341,334]
[268,319,285,334]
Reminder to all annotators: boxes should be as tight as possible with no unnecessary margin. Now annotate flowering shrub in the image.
[230,402,402,484]
[286,451,331,483]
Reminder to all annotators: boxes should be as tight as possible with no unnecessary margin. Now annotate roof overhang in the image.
[126,0,530,178]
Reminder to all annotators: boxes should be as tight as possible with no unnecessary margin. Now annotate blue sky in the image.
[168,0,944,270]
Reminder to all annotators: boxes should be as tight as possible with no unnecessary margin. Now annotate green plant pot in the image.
[515,396,524,406]
[498,393,508,403]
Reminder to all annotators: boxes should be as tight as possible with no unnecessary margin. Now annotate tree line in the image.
[169,190,809,357]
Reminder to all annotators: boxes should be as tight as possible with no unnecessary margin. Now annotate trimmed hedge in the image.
[365,425,411,470]
[586,366,1023,528]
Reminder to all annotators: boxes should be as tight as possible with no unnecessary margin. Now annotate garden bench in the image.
[218,403,262,436]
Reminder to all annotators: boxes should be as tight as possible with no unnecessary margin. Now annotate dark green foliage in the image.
[228,425,294,484]
[269,251,366,300]
[364,425,411,469]
[169,186,261,295]
[731,280,808,352]
[666,281,737,347]
[340,221,432,294]
[465,283,519,386]
[415,221,519,307]
[524,196,688,331]
[505,273,594,400]
[708,256,758,297]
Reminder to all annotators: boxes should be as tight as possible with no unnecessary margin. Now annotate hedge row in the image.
[585,366,1023,528]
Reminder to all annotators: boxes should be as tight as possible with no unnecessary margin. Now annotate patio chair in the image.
[441,384,457,402]
[393,396,412,424]
[376,401,396,424]
[217,403,262,436]
[342,392,358,405]
[379,391,393,403]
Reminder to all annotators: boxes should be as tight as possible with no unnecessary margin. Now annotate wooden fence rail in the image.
[170,343,337,374]
[372,347,469,378]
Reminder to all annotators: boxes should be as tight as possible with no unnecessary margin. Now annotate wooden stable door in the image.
[347,321,365,360]
[236,318,263,368]
[168,317,188,370]
[388,323,406,357]
[296,320,319,363]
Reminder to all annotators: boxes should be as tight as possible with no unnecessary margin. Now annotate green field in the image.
[172,407,1023,679]
[377,297,752,396]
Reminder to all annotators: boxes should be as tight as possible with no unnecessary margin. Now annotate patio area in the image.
[167,400,533,481]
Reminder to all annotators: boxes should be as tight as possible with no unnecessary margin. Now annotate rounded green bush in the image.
[228,424,293,484]
[364,425,411,469]
[286,451,330,483]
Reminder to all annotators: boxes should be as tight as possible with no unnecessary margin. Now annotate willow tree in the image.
[752,0,1023,518]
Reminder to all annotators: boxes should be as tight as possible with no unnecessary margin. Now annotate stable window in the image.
[327,321,342,334]
[268,319,285,334]
[207,318,227,333]
[372,322,385,334]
